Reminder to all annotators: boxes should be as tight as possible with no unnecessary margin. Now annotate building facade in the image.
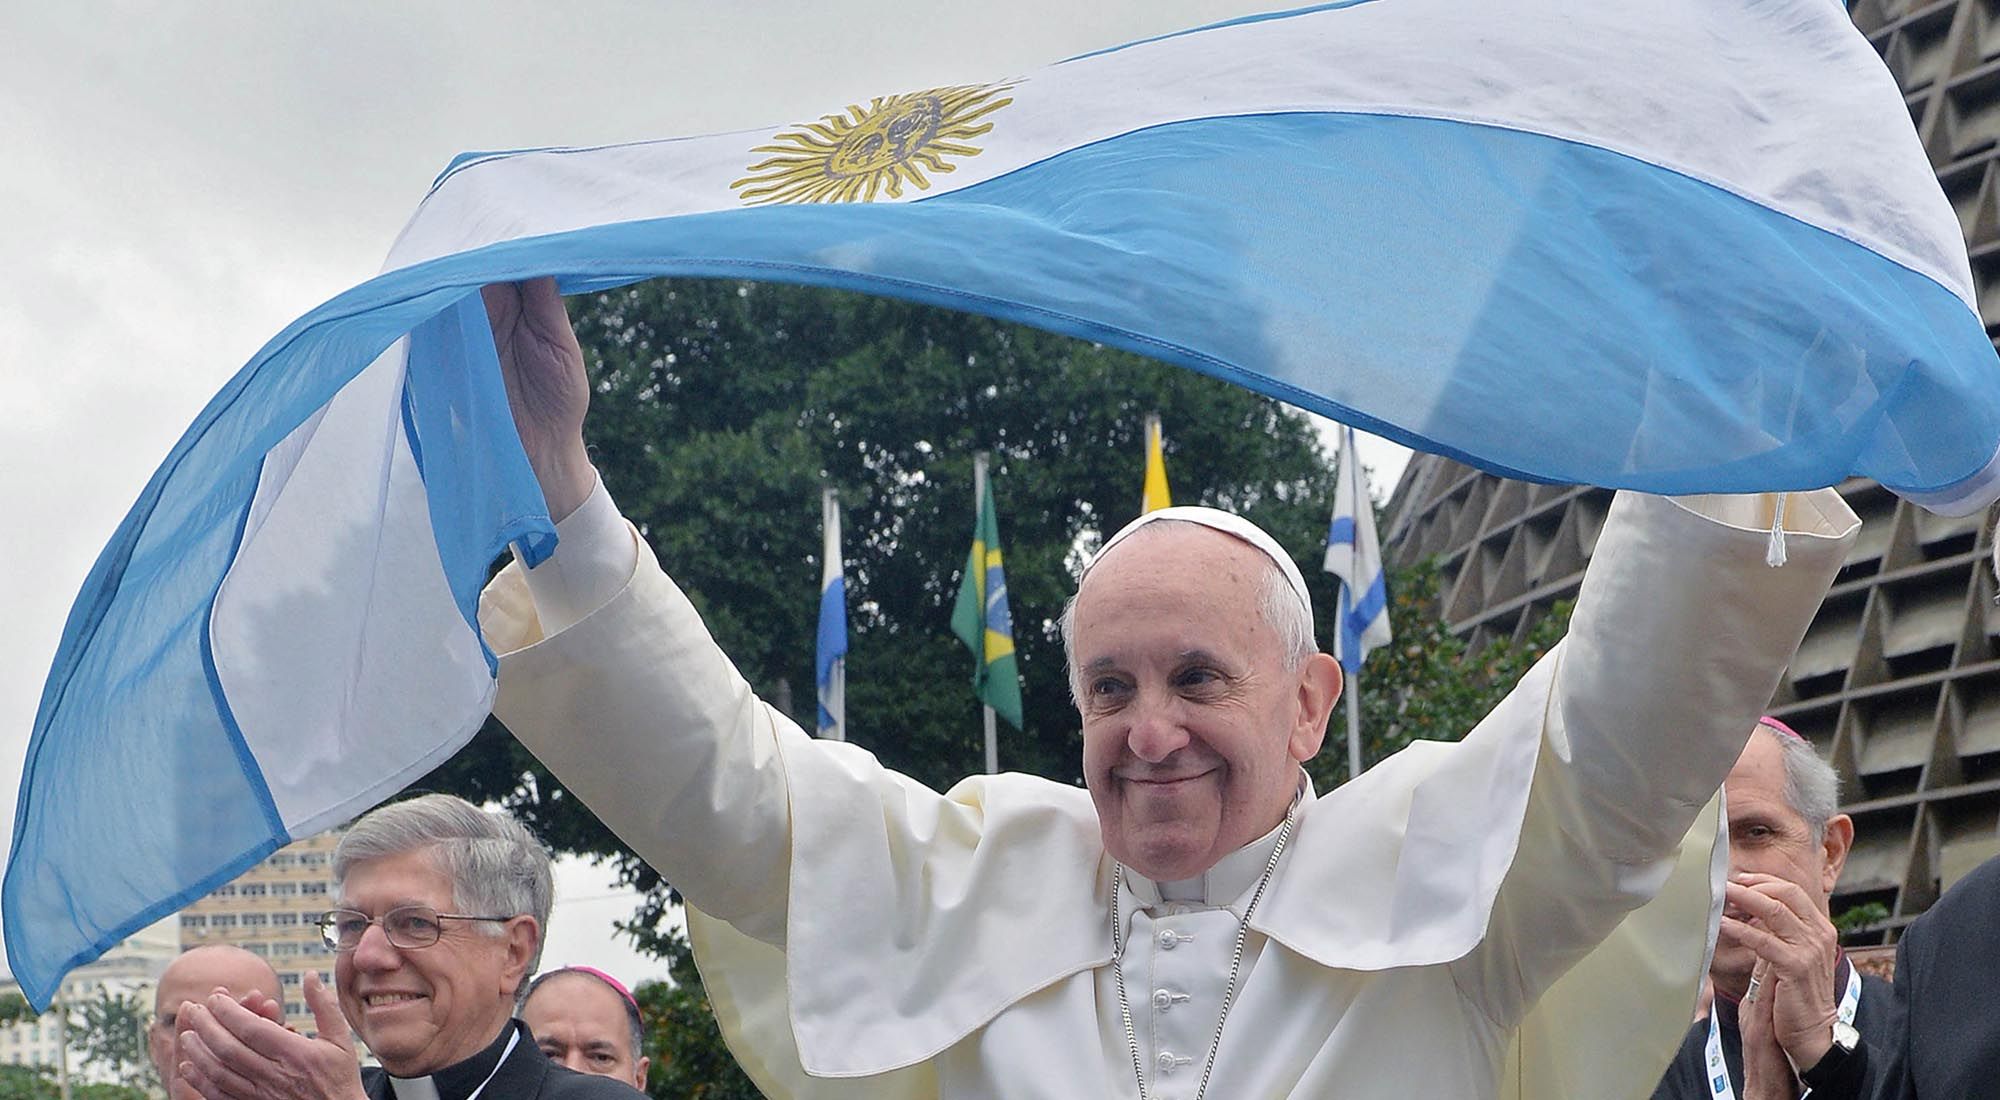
[178,831,343,1034]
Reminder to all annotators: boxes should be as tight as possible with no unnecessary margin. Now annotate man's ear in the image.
[1289,653,1343,763]
[1821,814,1854,898]
[502,916,540,996]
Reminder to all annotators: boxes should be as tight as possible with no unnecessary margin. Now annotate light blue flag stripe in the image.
[817,575,847,731]
[11,89,2000,1005]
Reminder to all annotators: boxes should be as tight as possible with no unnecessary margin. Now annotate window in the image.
[245,943,268,956]
[240,883,268,897]
[299,883,328,897]
[240,913,268,927]
[211,914,237,928]
[270,942,300,957]
[268,854,296,868]
[284,1001,305,1018]
[271,912,298,926]
[280,972,301,987]
[181,915,207,929]
[299,853,328,867]
[271,882,299,897]
[213,884,238,898]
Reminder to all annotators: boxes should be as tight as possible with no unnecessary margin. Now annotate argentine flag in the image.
[1324,426,1393,675]
[817,489,848,742]
[11,0,2000,1007]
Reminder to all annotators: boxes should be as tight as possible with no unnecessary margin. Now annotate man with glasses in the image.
[168,793,643,1100]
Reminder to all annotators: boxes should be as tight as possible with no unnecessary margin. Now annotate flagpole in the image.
[974,453,1000,774]
[1345,673,1362,782]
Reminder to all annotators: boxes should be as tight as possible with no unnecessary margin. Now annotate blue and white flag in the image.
[1324,427,1392,675]
[11,0,2000,1007]
[817,488,848,741]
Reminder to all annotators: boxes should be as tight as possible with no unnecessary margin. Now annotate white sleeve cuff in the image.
[517,474,639,635]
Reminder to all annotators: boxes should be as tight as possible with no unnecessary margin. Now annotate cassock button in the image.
[1158,929,1180,950]
[1152,989,1173,1011]
[1156,1052,1180,1074]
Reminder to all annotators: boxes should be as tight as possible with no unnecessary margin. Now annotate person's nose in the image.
[1126,694,1190,763]
[350,921,401,971]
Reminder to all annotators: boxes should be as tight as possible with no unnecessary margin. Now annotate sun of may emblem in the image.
[731,82,1016,205]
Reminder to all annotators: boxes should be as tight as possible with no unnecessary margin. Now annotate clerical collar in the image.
[1125,773,1313,910]
[388,1020,520,1100]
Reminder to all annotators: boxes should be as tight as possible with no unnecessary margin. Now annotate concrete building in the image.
[178,831,342,1035]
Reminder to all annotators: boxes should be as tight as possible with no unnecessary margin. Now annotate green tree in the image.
[66,990,153,1093]
[1305,556,1573,790]
[0,994,35,1026]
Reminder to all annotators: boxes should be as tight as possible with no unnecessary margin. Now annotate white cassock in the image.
[481,485,1858,1100]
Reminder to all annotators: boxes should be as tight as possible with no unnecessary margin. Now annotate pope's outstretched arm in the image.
[1450,491,1860,1028]
[477,278,809,948]
[482,278,596,522]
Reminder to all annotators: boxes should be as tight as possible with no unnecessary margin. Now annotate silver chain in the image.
[1110,809,1296,1100]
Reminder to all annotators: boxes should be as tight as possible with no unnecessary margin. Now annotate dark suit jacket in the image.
[1883,854,2000,1099]
[1649,964,1899,1100]
[361,1020,646,1100]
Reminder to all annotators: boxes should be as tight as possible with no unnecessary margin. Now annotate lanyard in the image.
[1705,964,1861,1100]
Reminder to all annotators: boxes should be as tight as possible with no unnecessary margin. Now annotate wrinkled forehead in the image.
[1080,507,1312,626]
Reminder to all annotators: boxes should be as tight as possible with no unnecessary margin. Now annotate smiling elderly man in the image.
[470,278,1863,1100]
[170,794,643,1100]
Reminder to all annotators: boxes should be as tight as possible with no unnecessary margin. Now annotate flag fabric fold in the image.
[951,482,1024,730]
[817,489,848,741]
[12,0,2000,1006]
[1142,414,1172,513]
[1325,427,1392,676]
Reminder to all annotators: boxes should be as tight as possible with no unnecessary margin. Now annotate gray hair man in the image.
[170,793,643,1100]
[1650,718,1899,1100]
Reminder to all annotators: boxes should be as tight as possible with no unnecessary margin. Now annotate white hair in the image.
[332,794,553,991]
[1765,725,1841,840]
[1059,519,1316,703]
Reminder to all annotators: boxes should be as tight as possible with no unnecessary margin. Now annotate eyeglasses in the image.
[316,905,514,953]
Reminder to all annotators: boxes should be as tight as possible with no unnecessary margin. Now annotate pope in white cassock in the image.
[477,280,1861,1100]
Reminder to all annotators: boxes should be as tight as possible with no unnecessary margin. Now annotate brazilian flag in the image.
[951,484,1024,729]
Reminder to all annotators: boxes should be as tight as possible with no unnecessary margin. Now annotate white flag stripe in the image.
[385,0,1962,310]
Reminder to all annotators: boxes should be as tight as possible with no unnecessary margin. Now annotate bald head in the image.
[149,946,283,1088]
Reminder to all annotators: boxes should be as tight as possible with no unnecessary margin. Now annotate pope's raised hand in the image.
[483,277,596,521]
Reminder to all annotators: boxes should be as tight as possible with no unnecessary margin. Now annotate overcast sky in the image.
[1,2,1409,988]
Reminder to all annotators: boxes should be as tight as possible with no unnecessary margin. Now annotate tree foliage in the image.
[66,991,153,1092]
[0,1067,147,1100]
[1303,558,1572,790]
